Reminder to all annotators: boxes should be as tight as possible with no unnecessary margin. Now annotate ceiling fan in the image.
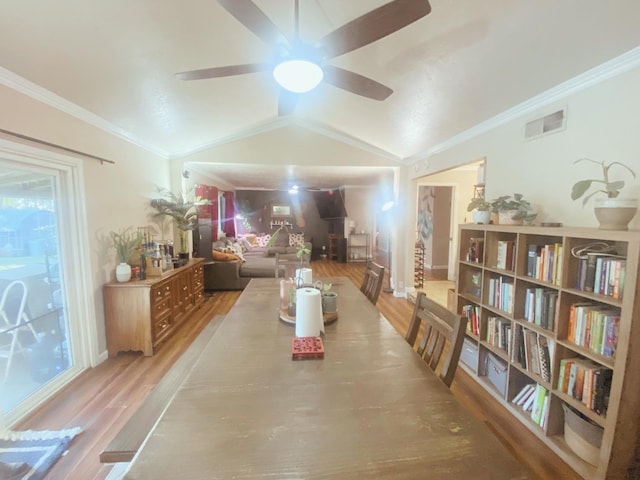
[176,0,432,115]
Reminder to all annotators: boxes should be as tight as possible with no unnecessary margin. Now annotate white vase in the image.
[116,262,132,282]
[472,210,491,224]
[594,198,638,230]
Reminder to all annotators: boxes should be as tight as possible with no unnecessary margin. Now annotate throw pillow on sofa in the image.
[212,250,241,262]
[289,233,305,247]
[227,243,246,262]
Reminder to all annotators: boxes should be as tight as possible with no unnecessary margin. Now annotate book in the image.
[567,362,579,397]
[540,394,550,429]
[537,335,551,383]
[584,253,599,292]
[512,383,535,404]
[527,244,538,277]
[522,387,537,412]
[602,315,620,358]
[531,384,548,425]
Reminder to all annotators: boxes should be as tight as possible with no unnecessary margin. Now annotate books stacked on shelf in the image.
[487,276,513,313]
[462,304,480,336]
[567,303,620,358]
[486,316,511,354]
[495,240,515,270]
[466,237,484,263]
[512,326,553,383]
[523,287,558,330]
[558,358,612,416]
[511,383,549,428]
[526,243,563,285]
[575,252,626,300]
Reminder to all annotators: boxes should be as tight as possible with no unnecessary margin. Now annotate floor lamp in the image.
[381,200,394,294]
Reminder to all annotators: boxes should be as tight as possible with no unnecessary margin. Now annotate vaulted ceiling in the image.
[1,1,639,190]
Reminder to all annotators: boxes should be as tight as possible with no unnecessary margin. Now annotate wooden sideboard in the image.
[104,258,205,357]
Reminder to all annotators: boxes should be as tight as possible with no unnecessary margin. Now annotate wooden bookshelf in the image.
[455,224,640,480]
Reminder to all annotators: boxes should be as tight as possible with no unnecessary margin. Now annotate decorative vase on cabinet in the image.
[115,263,132,282]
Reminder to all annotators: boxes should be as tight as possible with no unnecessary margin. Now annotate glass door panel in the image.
[0,164,72,414]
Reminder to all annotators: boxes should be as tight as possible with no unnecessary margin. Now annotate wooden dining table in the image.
[124,277,531,479]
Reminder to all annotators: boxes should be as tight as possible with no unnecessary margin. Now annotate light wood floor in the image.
[14,259,581,480]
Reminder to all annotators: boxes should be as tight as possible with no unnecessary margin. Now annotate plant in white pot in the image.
[570,158,637,230]
[490,193,537,225]
[467,197,492,224]
[110,227,142,282]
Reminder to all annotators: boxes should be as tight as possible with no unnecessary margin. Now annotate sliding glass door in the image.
[0,162,73,415]
[0,138,98,426]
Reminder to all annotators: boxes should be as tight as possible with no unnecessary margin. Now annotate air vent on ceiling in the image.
[524,107,566,140]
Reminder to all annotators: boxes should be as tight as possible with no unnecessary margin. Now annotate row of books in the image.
[575,253,626,300]
[487,276,514,313]
[558,357,612,416]
[527,243,563,285]
[512,383,549,428]
[523,287,558,330]
[512,325,552,383]
[461,304,480,336]
[486,316,511,354]
[568,303,620,358]
[495,240,515,270]
[466,237,484,263]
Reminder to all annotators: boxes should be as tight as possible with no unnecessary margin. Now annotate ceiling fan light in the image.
[273,60,323,93]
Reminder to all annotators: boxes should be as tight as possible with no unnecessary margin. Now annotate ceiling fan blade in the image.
[319,0,431,59]
[176,63,271,81]
[323,66,393,101]
[217,0,289,47]
[278,90,300,116]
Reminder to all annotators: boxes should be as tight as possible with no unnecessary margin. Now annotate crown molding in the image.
[407,45,640,164]
[0,66,169,158]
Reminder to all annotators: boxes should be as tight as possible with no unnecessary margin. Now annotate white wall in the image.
[400,64,640,291]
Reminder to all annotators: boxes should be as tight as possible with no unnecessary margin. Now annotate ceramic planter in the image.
[498,209,523,225]
[593,198,638,230]
[472,210,491,224]
[322,292,338,313]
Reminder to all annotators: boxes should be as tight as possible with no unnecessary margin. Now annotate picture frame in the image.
[271,204,291,217]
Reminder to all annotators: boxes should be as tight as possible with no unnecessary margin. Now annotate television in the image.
[312,189,348,219]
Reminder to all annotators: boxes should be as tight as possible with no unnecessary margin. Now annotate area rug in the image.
[0,426,82,480]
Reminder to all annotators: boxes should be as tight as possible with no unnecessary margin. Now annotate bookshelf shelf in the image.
[347,233,369,262]
[456,224,640,480]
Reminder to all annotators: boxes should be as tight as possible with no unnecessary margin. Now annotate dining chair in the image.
[360,261,385,305]
[0,280,40,381]
[405,291,467,388]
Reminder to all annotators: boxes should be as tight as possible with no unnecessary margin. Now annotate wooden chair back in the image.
[405,291,467,388]
[359,261,385,305]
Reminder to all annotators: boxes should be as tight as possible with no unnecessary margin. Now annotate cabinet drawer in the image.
[152,297,171,319]
[153,313,173,343]
[151,281,172,304]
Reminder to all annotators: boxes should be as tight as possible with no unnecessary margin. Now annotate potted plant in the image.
[110,227,142,282]
[149,187,201,260]
[570,158,637,230]
[321,282,337,314]
[467,197,492,224]
[490,193,537,225]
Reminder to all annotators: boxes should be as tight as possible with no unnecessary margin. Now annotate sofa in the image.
[202,235,311,291]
